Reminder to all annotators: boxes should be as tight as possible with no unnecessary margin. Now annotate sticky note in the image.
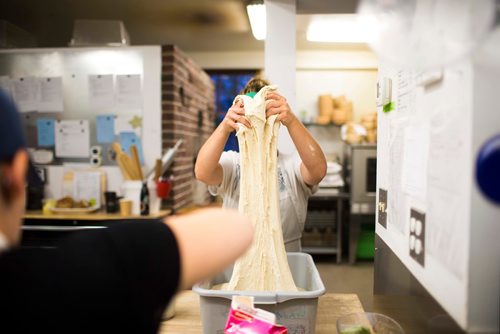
[96,115,115,143]
[36,118,55,147]
[119,131,144,164]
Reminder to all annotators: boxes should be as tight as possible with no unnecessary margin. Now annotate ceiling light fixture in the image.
[246,0,266,40]
[306,14,377,43]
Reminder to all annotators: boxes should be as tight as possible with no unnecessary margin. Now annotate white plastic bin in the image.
[192,252,325,334]
[121,180,142,215]
[147,179,161,215]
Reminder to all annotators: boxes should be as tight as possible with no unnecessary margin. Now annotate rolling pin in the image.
[112,142,131,180]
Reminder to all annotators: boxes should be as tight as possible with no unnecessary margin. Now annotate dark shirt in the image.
[0,221,180,334]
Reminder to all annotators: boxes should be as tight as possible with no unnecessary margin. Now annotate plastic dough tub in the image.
[192,252,326,334]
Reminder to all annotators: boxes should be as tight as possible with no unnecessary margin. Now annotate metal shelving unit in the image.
[301,190,349,263]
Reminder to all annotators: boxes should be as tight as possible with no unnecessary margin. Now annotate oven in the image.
[345,144,377,214]
[344,144,377,264]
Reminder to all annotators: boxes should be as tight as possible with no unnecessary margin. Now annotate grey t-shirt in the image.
[208,150,317,247]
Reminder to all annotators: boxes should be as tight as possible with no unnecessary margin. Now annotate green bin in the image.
[356,226,375,260]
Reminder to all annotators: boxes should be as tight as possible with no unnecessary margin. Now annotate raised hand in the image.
[265,92,298,127]
[221,98,252,133]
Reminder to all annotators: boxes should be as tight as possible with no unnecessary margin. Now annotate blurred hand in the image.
[265,92,298,127]
[221,98,252,133]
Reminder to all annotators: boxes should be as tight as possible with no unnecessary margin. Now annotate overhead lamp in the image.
[246,0,266,40]
[306,14,378,43]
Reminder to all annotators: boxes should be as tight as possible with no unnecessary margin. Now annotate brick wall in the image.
[161,45,215,211]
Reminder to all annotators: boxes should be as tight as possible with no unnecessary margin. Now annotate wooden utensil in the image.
[143,139,183,182]
[112,142,123,155]
[119,154,139,180]
[130,145,143,180]
[154,159,162,181]
[112,142,131,180]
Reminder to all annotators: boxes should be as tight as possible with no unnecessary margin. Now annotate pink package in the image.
[224,296,288,334]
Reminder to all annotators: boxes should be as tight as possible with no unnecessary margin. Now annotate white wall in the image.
[189,51,264,70]
[297,69,378,122]
[188,50,378,70]
[188,49,378,122]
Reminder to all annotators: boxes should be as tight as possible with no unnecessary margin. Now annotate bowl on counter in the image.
[336,312,404,334]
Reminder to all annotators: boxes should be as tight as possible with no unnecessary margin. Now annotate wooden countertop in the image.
[159,290,364,334]
[23,209,171,221]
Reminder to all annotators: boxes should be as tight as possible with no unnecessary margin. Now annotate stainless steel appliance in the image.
[373,5,500,330]
[345,144,377,214]
[344,144,377,264]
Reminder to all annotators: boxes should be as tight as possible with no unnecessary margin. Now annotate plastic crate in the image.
[192,252,325,334]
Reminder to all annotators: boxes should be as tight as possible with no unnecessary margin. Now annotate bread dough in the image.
[223,86,298,292]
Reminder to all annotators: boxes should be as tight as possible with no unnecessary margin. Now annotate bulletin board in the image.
[0,47,157,167]
[0,46,162,198]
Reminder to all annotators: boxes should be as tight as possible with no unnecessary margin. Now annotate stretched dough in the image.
[223,86,298,292]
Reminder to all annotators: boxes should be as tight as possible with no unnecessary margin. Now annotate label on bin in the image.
[224,297,288,334]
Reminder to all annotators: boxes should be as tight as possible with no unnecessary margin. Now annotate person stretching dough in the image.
[195,77,327,252]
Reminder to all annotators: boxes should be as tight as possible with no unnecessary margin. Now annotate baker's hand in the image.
[265,92,298,127]
[221,98,252,133]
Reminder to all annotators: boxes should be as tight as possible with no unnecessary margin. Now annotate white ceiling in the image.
[3,0,368,52]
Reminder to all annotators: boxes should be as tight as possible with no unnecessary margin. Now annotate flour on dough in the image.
[223,85,298,292]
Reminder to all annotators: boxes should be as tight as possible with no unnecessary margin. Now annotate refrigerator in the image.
[373,19,500,334]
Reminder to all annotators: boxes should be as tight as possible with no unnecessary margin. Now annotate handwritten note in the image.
[11,77,38,112]
[401,124,430,198]
[38,77,64,112]
[88,74,114,109]
[73,171,102,207]
[116,74,142,109]
[55,120,90,158]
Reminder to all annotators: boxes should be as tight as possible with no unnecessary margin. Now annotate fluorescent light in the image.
[306,14,378,43]
[246,1,266,40]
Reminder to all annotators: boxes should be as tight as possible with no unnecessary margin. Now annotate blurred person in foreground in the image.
[195,77,326,252]
[0,89,253,334]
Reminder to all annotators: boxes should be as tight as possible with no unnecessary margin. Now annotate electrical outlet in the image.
[378,188,387,228]
[409,208,425,267]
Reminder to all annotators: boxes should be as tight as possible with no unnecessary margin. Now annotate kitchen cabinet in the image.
[301,123,347,262]
[301,189,348,263]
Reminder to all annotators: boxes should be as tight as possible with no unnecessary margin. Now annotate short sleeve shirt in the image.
[208,150,318,244]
